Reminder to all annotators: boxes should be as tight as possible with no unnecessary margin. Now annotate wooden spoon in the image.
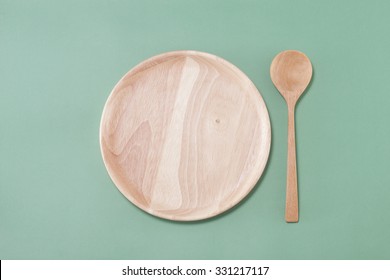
[270,50,312,222]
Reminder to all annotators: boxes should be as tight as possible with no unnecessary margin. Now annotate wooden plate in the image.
[100,51,271,221]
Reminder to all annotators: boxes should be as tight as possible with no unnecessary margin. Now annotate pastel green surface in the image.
[1,0,390,260]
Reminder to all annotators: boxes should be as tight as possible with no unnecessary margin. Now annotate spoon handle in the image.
[286,105,298,222]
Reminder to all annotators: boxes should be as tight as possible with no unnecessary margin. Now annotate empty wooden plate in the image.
[100,50,271,221]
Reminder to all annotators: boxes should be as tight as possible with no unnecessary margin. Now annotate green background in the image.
[1,0,390,259]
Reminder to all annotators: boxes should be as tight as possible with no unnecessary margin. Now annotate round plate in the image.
[100,51,271,221]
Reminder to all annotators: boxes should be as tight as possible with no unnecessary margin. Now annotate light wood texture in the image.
[100,51,271,221]
[270,50,312,223]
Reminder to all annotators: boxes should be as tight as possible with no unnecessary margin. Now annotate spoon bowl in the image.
[271,50,312,103]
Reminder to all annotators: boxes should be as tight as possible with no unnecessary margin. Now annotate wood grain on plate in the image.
[100,51,271,221]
